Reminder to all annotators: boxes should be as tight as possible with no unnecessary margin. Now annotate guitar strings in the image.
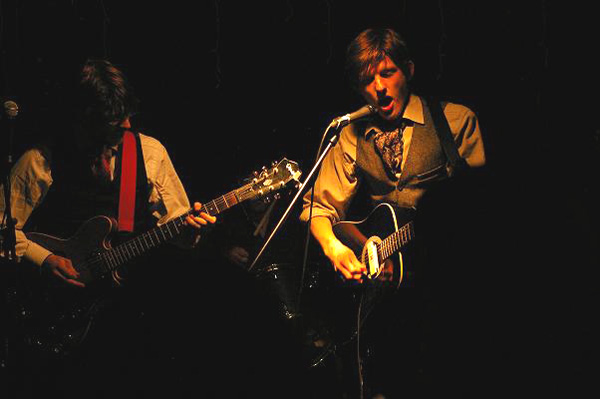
[78,209,192,275]
[76,184,264,278]
[375,222,414,259]
[75,216,188,275]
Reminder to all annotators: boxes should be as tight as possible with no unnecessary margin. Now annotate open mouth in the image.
[378,96,394,112]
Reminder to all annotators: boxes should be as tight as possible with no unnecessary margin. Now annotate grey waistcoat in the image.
[355,99,449,211]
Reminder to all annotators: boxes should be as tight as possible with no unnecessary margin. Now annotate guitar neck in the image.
[377,221,414,261]
[103,184,255,271]
[200,183,255,216]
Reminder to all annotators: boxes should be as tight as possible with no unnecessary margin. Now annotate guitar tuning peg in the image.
[272,160,277,166]
[274,193,281,200]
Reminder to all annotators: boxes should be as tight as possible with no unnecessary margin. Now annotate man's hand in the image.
[310,216,366,281]
[185,202,217,230]
[42,254,85,287]
[323,239,366,281]
[225,246,250,267]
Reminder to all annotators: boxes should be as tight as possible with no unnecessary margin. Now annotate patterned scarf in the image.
[372,123,405,175]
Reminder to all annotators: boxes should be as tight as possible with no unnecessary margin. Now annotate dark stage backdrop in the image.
[1,1,598,397]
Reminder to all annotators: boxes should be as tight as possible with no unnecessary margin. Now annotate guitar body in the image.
[330,203,416,335]
[333,203,414,290]
[300,204,416,368]
[15,217,123,359]
[27,215,118,285]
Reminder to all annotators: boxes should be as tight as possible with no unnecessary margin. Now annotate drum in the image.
[254,261,357,368]
[254,261,322,320]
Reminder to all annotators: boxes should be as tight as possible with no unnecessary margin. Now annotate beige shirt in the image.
[300,94,486,224]
[0,133,192,266]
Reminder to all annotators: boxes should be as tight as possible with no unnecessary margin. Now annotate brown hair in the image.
[345,28,412,89]
[77,59,139,126]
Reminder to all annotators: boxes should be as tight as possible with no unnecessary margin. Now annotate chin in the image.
[378,111,398,121]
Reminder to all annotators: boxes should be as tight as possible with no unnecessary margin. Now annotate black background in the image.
[2,1,598,397]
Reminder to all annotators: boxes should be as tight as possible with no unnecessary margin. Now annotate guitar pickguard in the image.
[361,235,383,278]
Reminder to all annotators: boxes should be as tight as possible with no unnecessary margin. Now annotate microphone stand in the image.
[248,122,342,271]
[1,106,18,371]
[1,111,17,262]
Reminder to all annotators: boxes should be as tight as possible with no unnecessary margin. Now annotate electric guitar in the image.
[17,158,302,358]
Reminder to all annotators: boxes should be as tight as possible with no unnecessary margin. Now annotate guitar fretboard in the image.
[97,183,258,272]
[377,221,414,261]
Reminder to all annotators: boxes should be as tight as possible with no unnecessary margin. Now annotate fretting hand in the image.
[185,202,217,230]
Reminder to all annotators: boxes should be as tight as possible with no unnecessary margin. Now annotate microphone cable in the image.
[298,121,368,398]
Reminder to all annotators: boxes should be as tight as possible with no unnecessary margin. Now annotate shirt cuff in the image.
[299,207,337,224]
[23,240,53,266]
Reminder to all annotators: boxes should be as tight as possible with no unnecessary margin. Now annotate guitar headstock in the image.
[244,158,302,202]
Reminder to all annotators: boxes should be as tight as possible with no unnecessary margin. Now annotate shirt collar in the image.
[364,94,424,137]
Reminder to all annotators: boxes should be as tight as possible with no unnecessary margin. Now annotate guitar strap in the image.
[425,97,470,175]
[117,131,137,232]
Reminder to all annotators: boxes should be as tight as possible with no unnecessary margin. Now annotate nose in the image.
[120,118,132,129]
[374,75,386,94]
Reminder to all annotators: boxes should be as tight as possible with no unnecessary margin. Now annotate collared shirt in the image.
[0,133,192,266]
[300,94,486,224]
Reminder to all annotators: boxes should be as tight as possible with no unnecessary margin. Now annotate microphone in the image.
[3,100,19,119]
[3,101,18,164]
[329,104,376,129]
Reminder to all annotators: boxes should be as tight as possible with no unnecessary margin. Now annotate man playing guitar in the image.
[300,28,486,398]
[1,59,216,284]
[0,59,216,397]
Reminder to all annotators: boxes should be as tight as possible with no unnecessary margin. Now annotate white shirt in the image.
[1,133,192,266]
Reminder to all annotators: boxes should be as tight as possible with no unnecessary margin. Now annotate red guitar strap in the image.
[118,131,137,232]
